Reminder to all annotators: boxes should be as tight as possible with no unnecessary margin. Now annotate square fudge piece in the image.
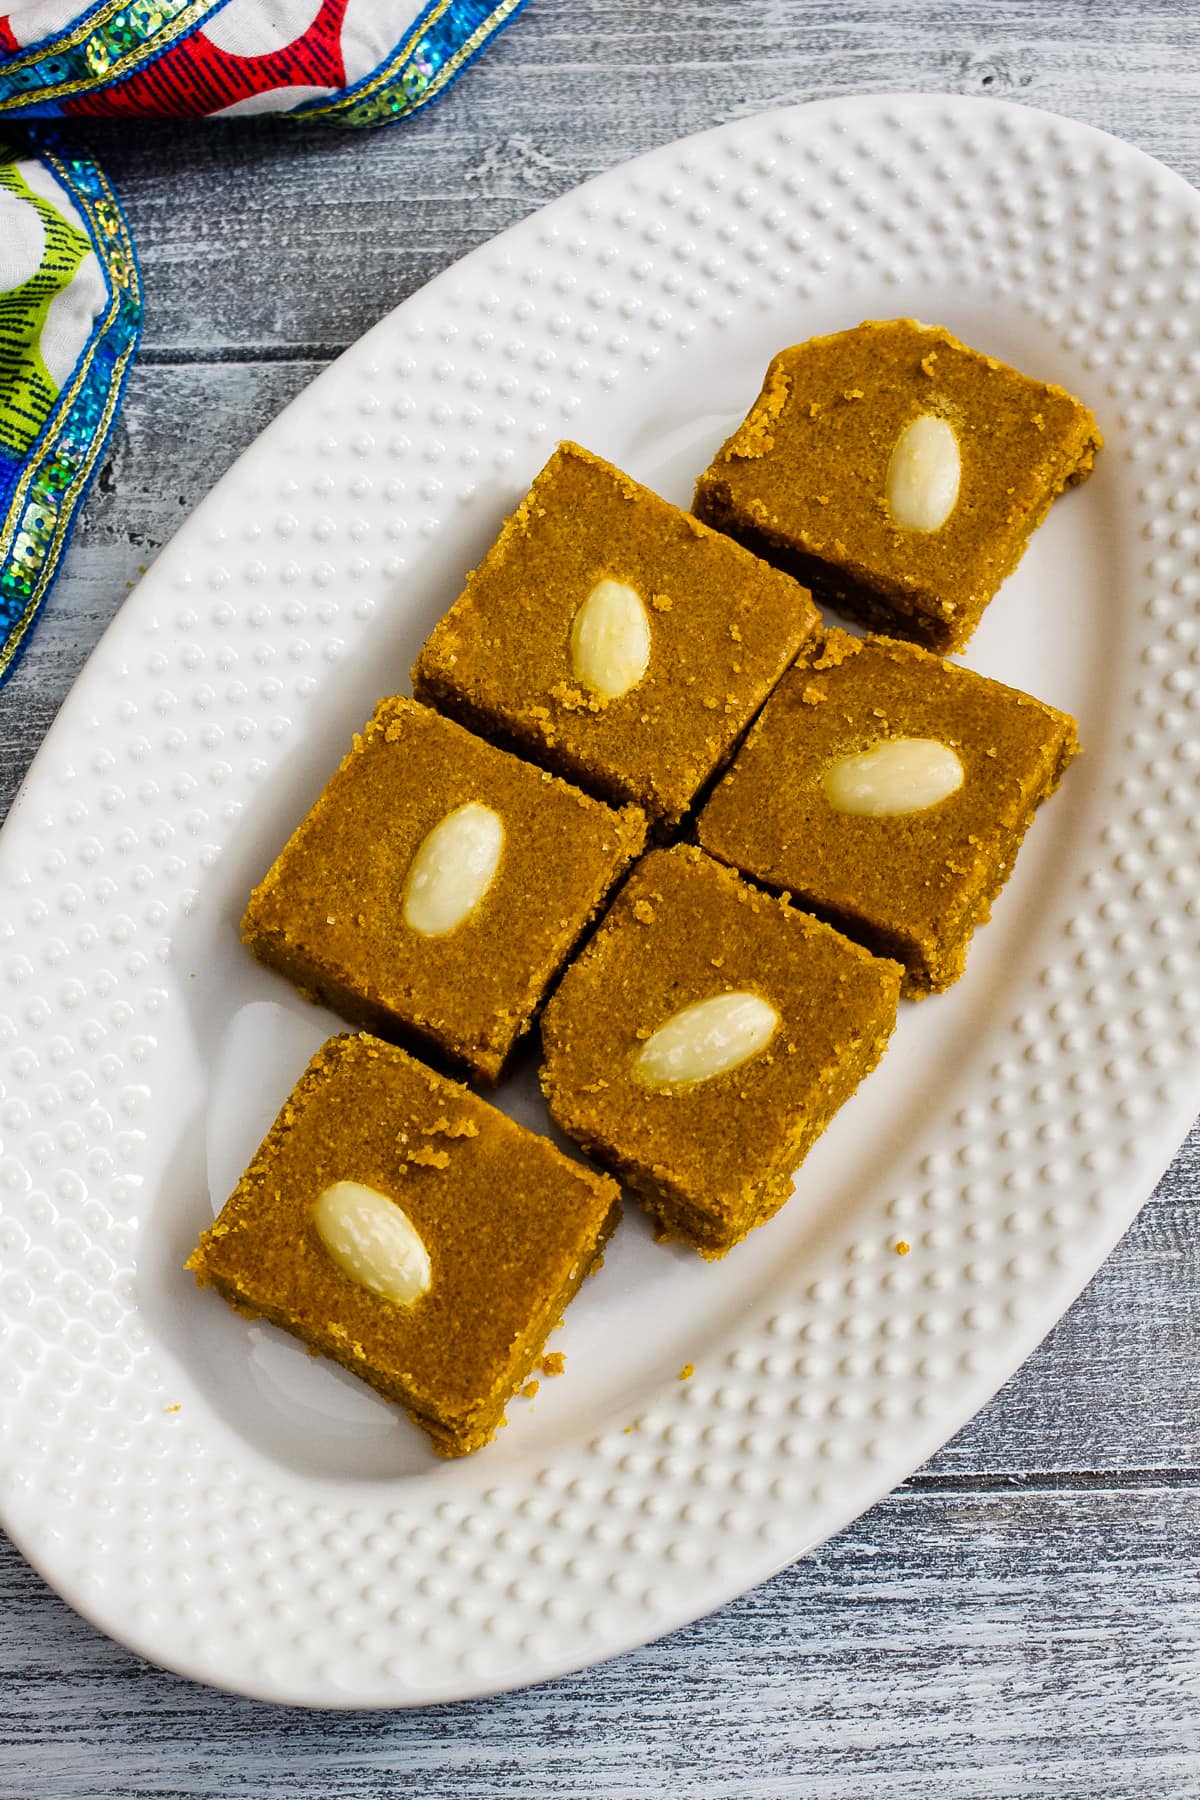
[540,845,901,1257]
[412,441,819,831]
[693,319,1102,653]
[243,696,644,1083]
[188,1034,620,1458]
[698,631,1079,994]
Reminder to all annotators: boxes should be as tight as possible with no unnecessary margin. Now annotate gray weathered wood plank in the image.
[71,1,1200,359]
[5,1484,1200,1797]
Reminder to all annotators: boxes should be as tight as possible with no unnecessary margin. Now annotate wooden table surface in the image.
[4,4,1200,1794]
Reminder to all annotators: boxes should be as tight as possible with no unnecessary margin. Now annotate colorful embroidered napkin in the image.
[0,0,527,683]
[0,146,138,682]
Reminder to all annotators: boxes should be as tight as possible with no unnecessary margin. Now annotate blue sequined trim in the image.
[291,0,527,129]
[0,0,231,118]
[0,151,142,685]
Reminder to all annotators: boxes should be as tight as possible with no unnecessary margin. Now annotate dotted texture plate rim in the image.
[2,94,1200,1707]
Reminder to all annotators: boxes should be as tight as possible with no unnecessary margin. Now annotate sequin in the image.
[129,0,169,33]
[84,36,113,76]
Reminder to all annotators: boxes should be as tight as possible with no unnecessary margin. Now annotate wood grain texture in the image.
[4,3,1200,1791]
[63,2,1200,357]
[5,1486,1200,1797]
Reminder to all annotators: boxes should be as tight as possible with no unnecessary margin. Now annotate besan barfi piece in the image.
[693,319,1102,653]
[540,845,901,1258]
[697,631,1079,994]
[412,441,819,831]
[187,1033,621,1458]
[242,696,644,1083]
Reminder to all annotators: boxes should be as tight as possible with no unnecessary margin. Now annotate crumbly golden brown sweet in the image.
[242,696,645,1083]
[540,845,902,1257]
[187,1033,621,1458]
[697,631,1079,993]
[412,441,819,831]
[693,319,1102,653]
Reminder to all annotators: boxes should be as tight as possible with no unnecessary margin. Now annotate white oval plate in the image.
[3,94,1199,1708]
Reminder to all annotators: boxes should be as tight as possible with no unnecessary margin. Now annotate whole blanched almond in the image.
[313,1180,432,1305]
[634,991,779,1088]
[570,578,652,699]
[823,736,964,816]
[403,801,504,937]
[885,413,961,532]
